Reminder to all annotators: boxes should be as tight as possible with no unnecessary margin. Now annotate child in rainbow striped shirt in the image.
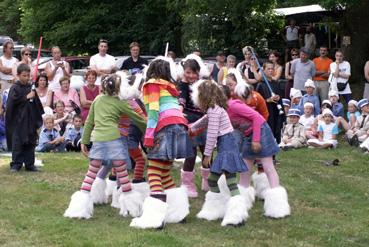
[130,57,193,229]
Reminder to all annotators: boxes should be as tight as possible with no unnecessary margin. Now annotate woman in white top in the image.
[0,40,18,95]
[35,74,49,106]
[328,50,351,104]
[12,47,35,81]
[45,46,71,92]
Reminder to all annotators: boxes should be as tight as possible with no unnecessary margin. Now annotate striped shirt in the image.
[190,105,233,156]
[143,79,187,147]
[118,99,147,137]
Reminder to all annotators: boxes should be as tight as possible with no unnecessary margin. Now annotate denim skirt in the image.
[241,122,280,159]
[89,137,130,161]
[211,132,247,174]
[147,124,194,160]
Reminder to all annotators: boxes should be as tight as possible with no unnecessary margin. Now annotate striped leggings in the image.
[147,159,176,194]
[81,159,131,193]
[208,172,239,196]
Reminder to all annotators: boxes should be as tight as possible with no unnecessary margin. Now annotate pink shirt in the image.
[53,87,80,113]
[190,105,233,156]
[227,99,265,142]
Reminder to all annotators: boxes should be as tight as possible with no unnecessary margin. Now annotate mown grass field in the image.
[0,141,368,247]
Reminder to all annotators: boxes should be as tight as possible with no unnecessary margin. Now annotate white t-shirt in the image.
[328,61,351,94]
[299,115,315,130]
[304,33,316,53]
[286,26,299,41]
[0,56,18,81]
[318,122,339,141]
[48,61,68,92]
[89,53,116,85]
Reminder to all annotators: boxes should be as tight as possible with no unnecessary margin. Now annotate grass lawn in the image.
[0,141,369,247]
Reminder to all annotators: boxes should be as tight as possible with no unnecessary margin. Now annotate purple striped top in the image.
[190,105,234,156]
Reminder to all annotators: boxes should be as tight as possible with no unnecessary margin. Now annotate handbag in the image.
[69,100,81,115]
[337,82,348,91]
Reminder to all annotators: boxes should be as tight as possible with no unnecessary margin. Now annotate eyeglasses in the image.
[291,54,299,56]
[24,53,31,56]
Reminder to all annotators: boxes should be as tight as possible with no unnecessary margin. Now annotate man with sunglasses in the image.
[313,46,332,102]
[0,40,18,96]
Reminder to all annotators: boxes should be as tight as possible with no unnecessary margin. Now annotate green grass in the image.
[1,142,369,247]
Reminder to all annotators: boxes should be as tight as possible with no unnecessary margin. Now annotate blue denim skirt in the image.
[89,137,130,161]
[241,122,280,159]
[211,132,248,174]
[146,124,194,160]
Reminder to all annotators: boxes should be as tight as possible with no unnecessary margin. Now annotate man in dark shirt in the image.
[120,42,148,74]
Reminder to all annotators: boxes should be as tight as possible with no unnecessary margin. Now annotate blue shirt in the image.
[299,94,320,116]
[64,126,83,142]
[346,111,361,120]
[332,102,344,118]
[36,127,60,149]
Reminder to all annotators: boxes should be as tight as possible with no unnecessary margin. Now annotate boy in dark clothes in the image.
[5,64,44,172]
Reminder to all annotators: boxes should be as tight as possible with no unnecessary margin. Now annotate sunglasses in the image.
[24,53,31,56]
[291,54,299,56]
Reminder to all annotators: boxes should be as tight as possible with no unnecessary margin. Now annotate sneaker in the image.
[25,166,40,172]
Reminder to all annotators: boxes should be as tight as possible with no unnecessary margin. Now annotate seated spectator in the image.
[299,79,320,116]
[80,70,99,122]
[35,115,65,152]
[307,108,338,148]
[282,98,291,115]
[218,55,236,85]
[347,100,360,128]
[48,76,80,113]
[346,99,369,146]
[299,102,315,139]
[280,108,306,150]
[329,90,344,117]
[290,88,303,113]
[64,115,83,152]
[35,74,49,107]
[53,100,72,136]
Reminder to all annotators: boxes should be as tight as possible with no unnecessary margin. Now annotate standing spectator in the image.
[5,64,44,172]
[328,50,351,104]
[45,46,71,92]
[284,19,300,62]
[313,46,333,102]
[120,42,148,74]
[90,39,117,85]
[291,48,316,93]
[80,70,100,121]
[268,50,283,81]
[245,56,261,85]
[363,60,369,99]
[210,51,225,83]
[50,76,80,113]
[12,47,35,81]
[303,26,317,56]
[0,40,18,95]
[285,48,299,99]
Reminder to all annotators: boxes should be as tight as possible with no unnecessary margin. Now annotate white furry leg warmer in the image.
[264,186,291,218]
[64,191,93,219]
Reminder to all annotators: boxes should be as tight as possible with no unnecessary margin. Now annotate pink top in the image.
[81,85,99,121]
[227,99,265,142]
[53,87,80,113]
[190,105,233,156]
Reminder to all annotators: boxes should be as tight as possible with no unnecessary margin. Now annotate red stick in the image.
[33,36,43,82]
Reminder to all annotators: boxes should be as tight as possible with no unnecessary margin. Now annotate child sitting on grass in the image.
[280,108,306,150]
[299,102,316,139]
[307,108,338,148]
[346,100,360,129]
[36,115,65,152]
[329,90,344,118]
[346,98,369,146]
[299,79,320,116]
[64,114,83,152]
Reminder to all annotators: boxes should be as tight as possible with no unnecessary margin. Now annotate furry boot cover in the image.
[105,178,117,197]
[119,189,145,217]
[238,185,255,210]
[264,186,291,218]
[165,187,189,223]
[111,187,121,209]
[252,171,270,200]
[221,195,249,226]
[197,191,228,221]
[200,167,210,191]
[64,191,93,219]
[132,182,150,199]
[181,169,198,198]
[130,196,168,229]
[90,177,108,204]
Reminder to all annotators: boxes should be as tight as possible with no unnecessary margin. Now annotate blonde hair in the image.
[43,114,54,122]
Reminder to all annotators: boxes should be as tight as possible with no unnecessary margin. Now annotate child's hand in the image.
[251,142,262,153]
[202,156,211,168]
[81,144,89,157]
